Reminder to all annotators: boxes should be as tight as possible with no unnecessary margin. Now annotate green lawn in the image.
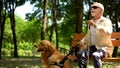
[0,57,42,68]
[0,57,120,68]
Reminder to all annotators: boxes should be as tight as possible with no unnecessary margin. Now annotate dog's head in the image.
[34,40,56,52]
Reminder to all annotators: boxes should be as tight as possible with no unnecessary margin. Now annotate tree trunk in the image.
[112,1,120,57]
[74,0,83,33]
[0,0,6,59]
[0,0,3,59]
[51,0,59,49]
[41,0,48,40]
[49,25,54,42]
[8,0,18,58]
[55,22,59,49]
[9,8,18,58]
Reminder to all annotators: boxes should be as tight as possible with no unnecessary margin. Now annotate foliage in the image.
[2,15,41,56]
[17,19,41,43]
[117,49,120,56]
[1,0,120,57]
[18,41,33,56]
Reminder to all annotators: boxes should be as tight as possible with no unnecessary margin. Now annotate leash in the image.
[50,62,64,68]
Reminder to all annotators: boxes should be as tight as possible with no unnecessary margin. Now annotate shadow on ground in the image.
[0,57,42,68]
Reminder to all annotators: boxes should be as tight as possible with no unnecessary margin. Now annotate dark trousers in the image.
[76,46,106,68]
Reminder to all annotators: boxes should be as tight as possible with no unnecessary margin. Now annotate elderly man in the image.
[76,2,113,68]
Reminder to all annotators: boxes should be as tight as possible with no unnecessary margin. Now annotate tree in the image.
[0,0,27,58]
[6,0,27,58]
[49,0,59,49]
[0,0,6,59]
[8,0,18,57]
[74,0,83,33]
[41,0,48,40]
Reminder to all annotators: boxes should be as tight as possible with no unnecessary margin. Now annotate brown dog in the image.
[35,40,72,68]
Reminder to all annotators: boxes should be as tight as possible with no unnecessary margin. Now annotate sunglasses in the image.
[91,6,99,9]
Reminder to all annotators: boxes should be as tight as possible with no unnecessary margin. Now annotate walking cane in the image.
[87,24,91,68]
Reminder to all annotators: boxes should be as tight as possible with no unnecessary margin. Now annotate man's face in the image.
[90,4,103,17]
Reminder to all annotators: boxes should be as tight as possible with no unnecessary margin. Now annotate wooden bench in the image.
[70,32,120,62]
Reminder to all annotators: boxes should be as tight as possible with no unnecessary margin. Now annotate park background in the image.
[0,0,120,68]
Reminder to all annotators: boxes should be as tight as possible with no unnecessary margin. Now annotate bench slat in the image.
[111,32,120,38]
[112,40,120,46]
[72,32,120,47]
[102,58,120,62]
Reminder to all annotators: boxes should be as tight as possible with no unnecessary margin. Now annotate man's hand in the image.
[88,20,97,28]
[77,42,83,46]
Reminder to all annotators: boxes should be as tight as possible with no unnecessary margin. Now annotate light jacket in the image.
[80,17,114,57]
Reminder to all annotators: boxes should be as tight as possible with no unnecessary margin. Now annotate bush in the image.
[117,48,120,56]
[18,41,34,56]
[2,48,11,56]
[2,41,34,57]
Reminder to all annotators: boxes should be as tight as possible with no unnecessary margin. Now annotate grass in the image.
[0,57,42,68]
[0,56,120,68]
